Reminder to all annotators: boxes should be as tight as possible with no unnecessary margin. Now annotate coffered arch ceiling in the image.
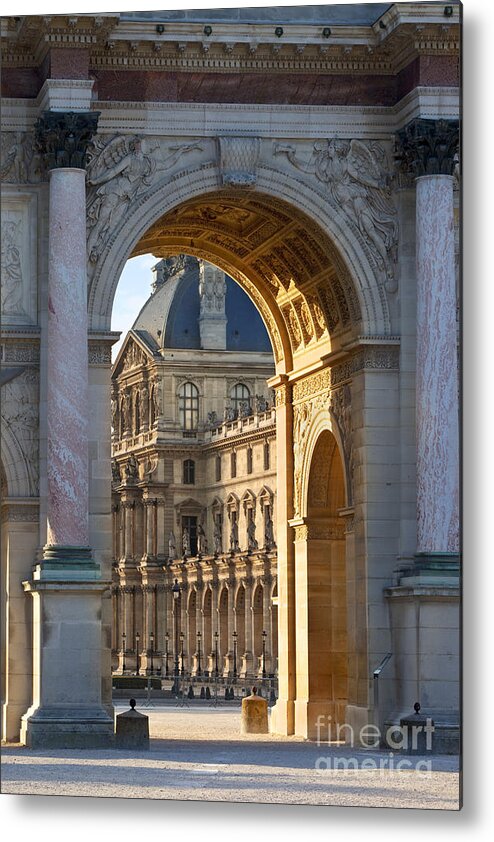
[132,191,362,372]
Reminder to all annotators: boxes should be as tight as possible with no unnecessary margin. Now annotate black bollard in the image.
[205,686,211,699]
[200,686,206,699]
[224,686,229,700]
[269,689,276,704]
[188,685,194,699]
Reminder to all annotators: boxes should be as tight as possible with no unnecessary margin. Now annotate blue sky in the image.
[111,254,157,360]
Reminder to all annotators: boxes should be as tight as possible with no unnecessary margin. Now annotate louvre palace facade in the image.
[111,255,279,679]
[0,4,460,750]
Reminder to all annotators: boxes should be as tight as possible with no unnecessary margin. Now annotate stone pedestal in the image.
[116,700,149,750]
[241,689,268,734]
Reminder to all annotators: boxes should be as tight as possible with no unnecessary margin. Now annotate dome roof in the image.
[132,256,272,354]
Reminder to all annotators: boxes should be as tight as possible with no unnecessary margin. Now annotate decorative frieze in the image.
[88,341,112,366]
[395,119,460,178]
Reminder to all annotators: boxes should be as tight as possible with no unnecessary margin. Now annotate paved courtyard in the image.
[1,705,460,809]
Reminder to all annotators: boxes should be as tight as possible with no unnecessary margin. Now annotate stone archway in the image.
[293,425,348,741]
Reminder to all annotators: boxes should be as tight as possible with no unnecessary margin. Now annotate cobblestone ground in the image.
[1,705,460,809]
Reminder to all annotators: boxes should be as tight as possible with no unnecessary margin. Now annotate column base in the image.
[294,699,348,742]
[397,552,460,586]
[20,705,115,749]
[37,544,100,581]
[269,697,295,736]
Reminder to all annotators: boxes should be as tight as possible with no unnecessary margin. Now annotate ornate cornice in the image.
[35,110,100,170]
[395,118,459,178]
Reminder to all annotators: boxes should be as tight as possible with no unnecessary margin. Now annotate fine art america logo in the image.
[314,714,434,777]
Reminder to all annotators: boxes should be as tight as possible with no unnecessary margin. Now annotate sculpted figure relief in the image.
[86,136,202,262]
[275,138,398,286]
[1,220,25,317]
[229,513,240,553]
[168,531,177,560]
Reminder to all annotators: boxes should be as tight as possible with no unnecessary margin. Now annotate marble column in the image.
[397,119,460,571]
[21,111,114,748]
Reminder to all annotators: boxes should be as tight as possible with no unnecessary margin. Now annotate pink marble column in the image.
[416,174,459,554]
[45,167,90,553]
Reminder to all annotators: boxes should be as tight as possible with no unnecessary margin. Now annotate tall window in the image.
[216,455,222,482]
[230,383,251,415]
[231,451,237,479]
[264,441,270,471]
[246,446,253,475]
[183,459,195,485]
[179,382,199,430]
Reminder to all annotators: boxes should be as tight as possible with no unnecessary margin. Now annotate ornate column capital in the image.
[35,110,100,171]
[395,118,459,178]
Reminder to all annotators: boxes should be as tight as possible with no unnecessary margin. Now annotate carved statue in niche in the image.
[140,385,149,428]
[168,531,177,560]
[1,220,25,316]
[247,512,258,551]
[264,508,275,550]
[111,459,121,484]
[229,512,240,553]
[197,523,207,556]
[182,527,191,558]
[213,515,222,555]
[124,453,138,480]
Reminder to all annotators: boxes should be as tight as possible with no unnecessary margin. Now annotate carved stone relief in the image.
[1,198,37,325]
[86,135,203,263]
[274,138,398,290]
[217,136,261,187]
[0,368,40,495]
[0,131,41,183]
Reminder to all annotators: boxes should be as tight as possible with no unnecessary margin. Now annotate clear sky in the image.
[111,254,157,360]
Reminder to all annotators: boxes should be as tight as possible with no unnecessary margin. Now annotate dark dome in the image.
[133,256,272,354]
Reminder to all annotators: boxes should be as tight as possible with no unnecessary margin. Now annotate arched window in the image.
[230,383,251,415]
[183,459,195,485]
[178,382,199,430]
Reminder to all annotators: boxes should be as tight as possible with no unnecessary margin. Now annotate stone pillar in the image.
[20,111,114,748]
[144,499,156,558]
[243,572,254,676]
[262,573,272,674]
[267,376,295,734]
[397,119,460,574]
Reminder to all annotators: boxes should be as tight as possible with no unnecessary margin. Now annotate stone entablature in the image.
[1,9,459,88]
